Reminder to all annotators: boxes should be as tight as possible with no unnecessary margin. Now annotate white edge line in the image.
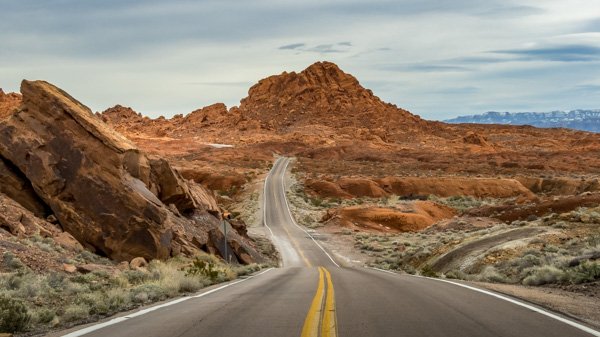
[62,268,274,337]
[365,267,600,337]
[262,158,276,238]
[280,158,340,268]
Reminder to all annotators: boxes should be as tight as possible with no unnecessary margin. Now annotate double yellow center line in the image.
[301,267,338,337]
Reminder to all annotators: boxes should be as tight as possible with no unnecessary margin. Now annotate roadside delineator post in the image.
[222,211,232,263]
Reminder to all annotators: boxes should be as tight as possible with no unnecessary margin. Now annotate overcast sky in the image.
[1,0,600,120]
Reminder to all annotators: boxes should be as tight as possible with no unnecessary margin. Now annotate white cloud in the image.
[1,0,599,120]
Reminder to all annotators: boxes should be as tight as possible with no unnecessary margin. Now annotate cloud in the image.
[492,44,600,62]
[279,43,305,50]
[473,5,544,18]
[2,0,600,120]
[278,42,352,54]
[380,64,471,72]
[308,44,345,53]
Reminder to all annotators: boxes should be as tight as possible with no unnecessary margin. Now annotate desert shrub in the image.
[588,235,600,247]
[568,261,600,284]
[130,284,167,303]
[477,266,508,283]
[178,276,204,293]
[419,264,439,277]
[105,288,130,311]
[233,263,261,277]
[310,197,324,207]
[0,294,30,333]
[61,304,89,323]
[186,258,220,281]
[2,252,24,270]
[522,265,566,286]
[444,269,467,280]
[31,307,56,325]
[70,273,99,284]
[543,245,559,253]
[46,272,68,290]
[122,269,150,285]
[512,254,542,269]
[75,292,109,315]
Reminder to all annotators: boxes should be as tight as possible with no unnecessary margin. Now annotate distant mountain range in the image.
[445,110,600,133]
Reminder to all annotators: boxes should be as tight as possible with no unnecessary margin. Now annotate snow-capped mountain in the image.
[445,110,600,132]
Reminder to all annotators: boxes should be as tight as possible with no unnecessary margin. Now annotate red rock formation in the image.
[0,88,22,119]
[0,80,261,263]
[236,61,425,137]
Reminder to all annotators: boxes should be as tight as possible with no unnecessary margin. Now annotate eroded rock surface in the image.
[0,80,261,263]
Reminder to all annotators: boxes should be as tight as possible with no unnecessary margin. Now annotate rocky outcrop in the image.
[306,176,535,200]
[0,80,261,263]
[236,61,426,138]
[0,89,22,119]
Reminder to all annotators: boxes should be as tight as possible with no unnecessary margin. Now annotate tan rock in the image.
[53,232,84,252]
[129,257,148,269]
[63,263,77,273]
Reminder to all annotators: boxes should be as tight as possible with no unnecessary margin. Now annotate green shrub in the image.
[186,258,219,281]
[0,294,30,333]
[420,265,439,278]
[568,261,600,284]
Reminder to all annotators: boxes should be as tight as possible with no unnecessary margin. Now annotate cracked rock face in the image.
[0,80,261,263]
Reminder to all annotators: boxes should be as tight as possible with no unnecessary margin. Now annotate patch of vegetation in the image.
[0,252,266,335]
[0,294,30,333]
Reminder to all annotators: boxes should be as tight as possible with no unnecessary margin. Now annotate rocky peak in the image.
[237,61,425,137]
[100,104,144,123]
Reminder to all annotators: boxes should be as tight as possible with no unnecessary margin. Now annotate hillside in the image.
[446,110,600,133]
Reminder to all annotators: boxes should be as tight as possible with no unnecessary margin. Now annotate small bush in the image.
[178,277,204,293]
[186,258,220,281]
[420,265,439,278]
[32,308,56,325]
[61,304,89,323]
[568,261,600,284]
[522,265,566,286]
[477,266,507,283]
[130,284,166,303]
[122,270,150,285]
[0,294,30,333]
[3,252,25,270]
[445,269,467,280]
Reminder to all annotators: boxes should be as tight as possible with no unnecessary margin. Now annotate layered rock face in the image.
[0,80,260,263]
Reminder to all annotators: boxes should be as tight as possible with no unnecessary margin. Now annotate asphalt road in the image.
[60,157,599,337]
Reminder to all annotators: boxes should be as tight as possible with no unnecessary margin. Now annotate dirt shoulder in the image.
[469,281,600,330]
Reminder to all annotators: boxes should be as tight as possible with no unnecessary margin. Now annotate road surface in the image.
[60,157,599,337]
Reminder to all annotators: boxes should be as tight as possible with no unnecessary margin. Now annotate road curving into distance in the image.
[58,157,600,337]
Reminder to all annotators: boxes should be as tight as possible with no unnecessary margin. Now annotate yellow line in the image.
[301,267,325,337]
[321,268,338,337]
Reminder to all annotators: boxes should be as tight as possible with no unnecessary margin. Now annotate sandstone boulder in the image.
[0,80,261,263]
